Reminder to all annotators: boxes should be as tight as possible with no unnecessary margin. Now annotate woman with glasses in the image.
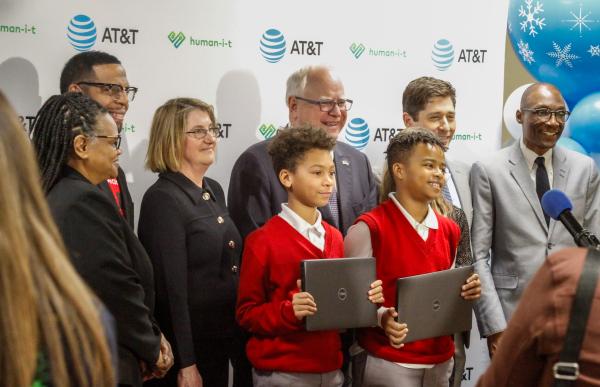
[31,92,174,387]
[139,98,243,387]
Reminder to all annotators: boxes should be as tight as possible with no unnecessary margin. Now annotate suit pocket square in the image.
[492,273,518,289]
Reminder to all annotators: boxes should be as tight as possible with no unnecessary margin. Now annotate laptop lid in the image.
[396,266,473,343]
[301,257,378,331]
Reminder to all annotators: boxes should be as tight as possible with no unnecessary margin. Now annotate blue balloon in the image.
[557,136,588,155]
[507,0,600,107]
[566,92,600,153]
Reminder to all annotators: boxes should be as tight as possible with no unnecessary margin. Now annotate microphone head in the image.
[542,189,573,220]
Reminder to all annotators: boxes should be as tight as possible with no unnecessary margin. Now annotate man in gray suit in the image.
[228,65,378,239]
[471,83,600,357]
[403,76,472,387]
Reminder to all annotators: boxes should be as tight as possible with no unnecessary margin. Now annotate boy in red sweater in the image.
[236,126,383,387]
[345,128,481,387]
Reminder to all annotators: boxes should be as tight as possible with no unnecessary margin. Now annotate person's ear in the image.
[516,109,523,124]
[392,162,405,181]
[72,134,90,160]
[403,112,415,127]
[279,168,293,191]
[288,96,299,125]
[67,83,83,93]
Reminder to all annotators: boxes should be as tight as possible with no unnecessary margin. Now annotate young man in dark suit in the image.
[60,51,137,228]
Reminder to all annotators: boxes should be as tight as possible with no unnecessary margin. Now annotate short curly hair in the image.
[386,127,446,170]
[268,126,336,177]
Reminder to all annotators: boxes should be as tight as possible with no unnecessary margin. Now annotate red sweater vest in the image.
[357,199,460,364]
[236,215,344,373]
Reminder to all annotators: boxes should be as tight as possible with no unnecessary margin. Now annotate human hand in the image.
[487,331,503,358]
[461,273,481,300]
[177,365,203,387]
[381,307,408,349]
[292,279,317,320]
[368,279,384,304]
[153,333,174,378]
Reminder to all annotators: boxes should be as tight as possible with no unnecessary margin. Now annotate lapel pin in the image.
[342,160,350,166]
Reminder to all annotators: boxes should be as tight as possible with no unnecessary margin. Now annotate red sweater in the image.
[357,199,460,364]
[236,215,344,373]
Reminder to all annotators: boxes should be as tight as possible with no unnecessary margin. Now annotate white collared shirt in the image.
[520,137,554,188]
[278,203,325,251]
[389,192,438,241]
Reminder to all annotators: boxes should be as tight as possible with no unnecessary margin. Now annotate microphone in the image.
[541,189,600,248]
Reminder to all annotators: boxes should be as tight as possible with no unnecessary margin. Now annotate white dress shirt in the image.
[520,137,554,188]
[278,203,326,251]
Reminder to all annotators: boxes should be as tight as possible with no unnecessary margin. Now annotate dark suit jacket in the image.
[228,139,378,239]
[47,167,161,387]
[138,172,242,370]
[98,166,135,229]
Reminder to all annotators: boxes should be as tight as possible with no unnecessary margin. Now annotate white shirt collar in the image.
[519,137,553,172]
[388,192,438,230]
[278,203,325,249]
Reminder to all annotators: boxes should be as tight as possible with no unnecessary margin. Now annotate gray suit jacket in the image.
[448,158,473,228]
[228,139,378,239]
[470,141,600,337]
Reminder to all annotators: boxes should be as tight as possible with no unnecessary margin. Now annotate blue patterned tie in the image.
[328,184,340,228]
[442,179,453,204]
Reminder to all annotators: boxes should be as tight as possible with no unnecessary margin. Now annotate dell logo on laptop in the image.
[432,299,441,311]
[337,287,348,301]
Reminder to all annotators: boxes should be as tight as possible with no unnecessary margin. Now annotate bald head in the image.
[520,83,564,109]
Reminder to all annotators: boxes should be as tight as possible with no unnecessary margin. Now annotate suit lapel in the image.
[508,143,548,232]
[334,145,353,231]
[548,147,569,237]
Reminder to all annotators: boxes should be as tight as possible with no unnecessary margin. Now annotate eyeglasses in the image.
[77,82,138,101]
[295,96,353,112]
[521,108,570,123]
[185,127,220,140]
[94,134,122,149]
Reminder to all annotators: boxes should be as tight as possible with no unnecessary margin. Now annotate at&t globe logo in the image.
[432,39,454,71]
[259,28,286,63]
[345,118,370,151]
[67,14,97,52]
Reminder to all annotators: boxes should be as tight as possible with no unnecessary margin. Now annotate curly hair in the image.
[31,92,107,192]
[268,126,336,177]
[380,128,446,202]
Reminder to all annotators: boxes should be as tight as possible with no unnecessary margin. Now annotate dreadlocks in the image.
[31,92,106,192]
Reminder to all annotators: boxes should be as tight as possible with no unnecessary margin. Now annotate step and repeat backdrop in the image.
[1,1,509,385]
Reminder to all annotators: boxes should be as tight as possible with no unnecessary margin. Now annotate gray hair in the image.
[285,65,336,106]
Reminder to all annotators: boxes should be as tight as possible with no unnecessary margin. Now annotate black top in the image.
[47,167,161,387]
[138,171,242,368]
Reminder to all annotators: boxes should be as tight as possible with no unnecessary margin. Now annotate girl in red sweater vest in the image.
[236,126,383,387]
[345,129,481,387]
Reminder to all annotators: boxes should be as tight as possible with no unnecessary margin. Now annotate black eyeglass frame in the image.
[520,108,571,122]
[294,96,353,112]
[94,134,122,150]
[77,81,139,101]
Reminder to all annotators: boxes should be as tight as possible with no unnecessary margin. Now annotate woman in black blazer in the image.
[139,98,243,387]
[32,93,173,386]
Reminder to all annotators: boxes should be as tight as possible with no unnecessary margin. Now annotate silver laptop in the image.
[396,266,474,343]
[301,257,378,331]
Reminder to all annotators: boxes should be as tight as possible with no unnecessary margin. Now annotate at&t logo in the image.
[345,118,370,151]
[260,29,286,63]
[67,14,97,52]
[432,38,454,71]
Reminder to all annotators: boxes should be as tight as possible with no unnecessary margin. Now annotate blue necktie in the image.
[328,184,340,228]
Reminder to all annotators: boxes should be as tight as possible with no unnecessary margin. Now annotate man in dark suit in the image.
[228,65,378,239]
[60,51,136,228]
[402,77,473,387]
